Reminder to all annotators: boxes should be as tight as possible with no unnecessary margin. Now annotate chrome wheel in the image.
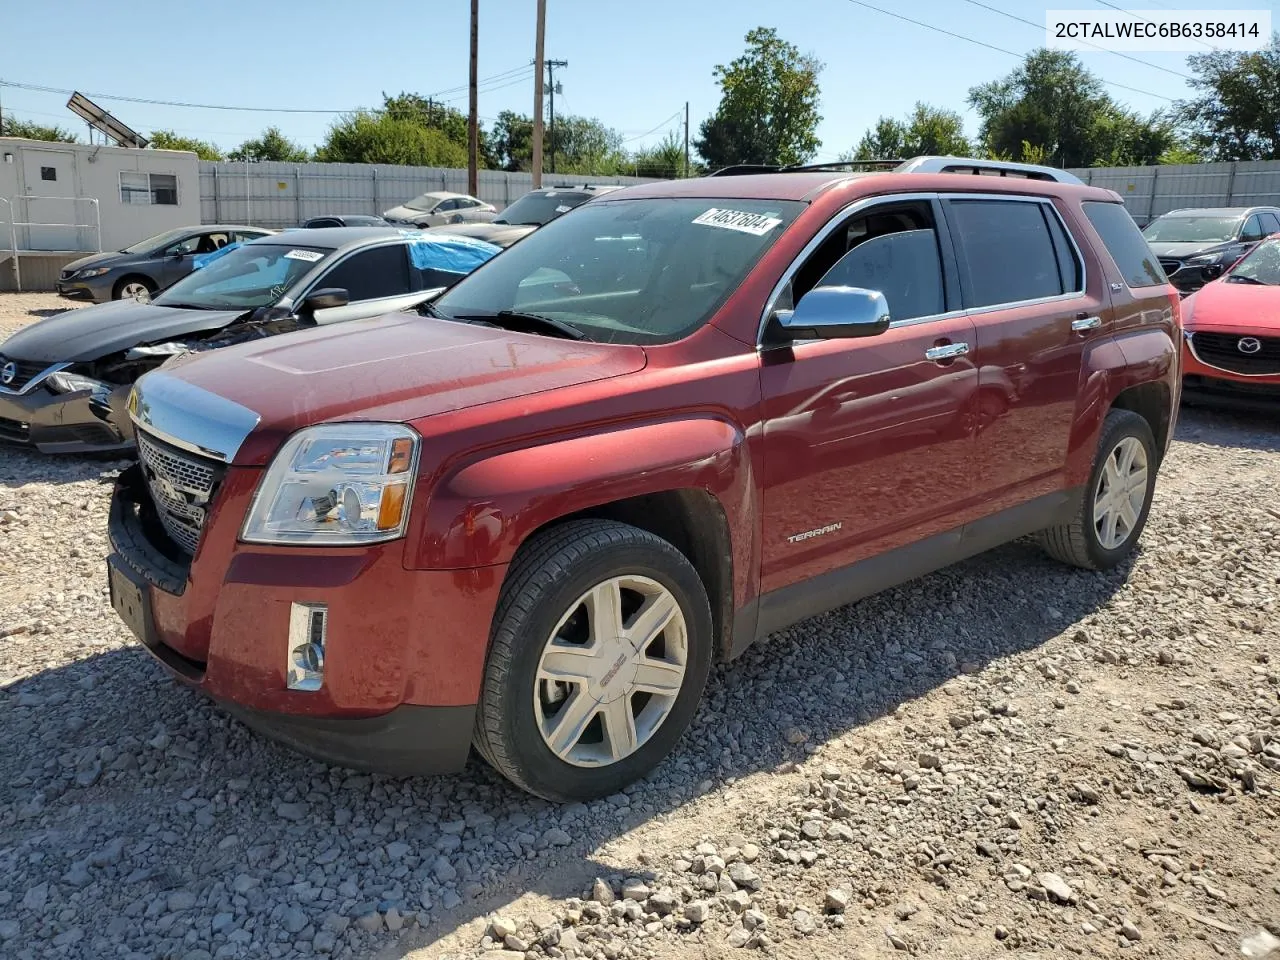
[534,574,688,768]
[1093,436,1149,550]
[120,281,149,301]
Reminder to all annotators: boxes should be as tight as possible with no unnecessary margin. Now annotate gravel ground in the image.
[1,291,1277,960]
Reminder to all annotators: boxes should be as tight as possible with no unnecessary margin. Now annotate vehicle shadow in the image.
[0,537,1133,958]
[26,308,75,319]
[1176,404,1280,452]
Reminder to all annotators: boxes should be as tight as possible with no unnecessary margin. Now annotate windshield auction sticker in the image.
[284,249,324,262]
[692,208,784,237]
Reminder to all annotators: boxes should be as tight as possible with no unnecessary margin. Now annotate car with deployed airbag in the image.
[0,228,500,453]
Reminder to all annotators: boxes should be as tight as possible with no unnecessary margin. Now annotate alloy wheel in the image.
[533,574,688,768]
[1093,436,1150,550]
[121,282,149,300]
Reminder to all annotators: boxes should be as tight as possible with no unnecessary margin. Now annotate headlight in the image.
[1185,251,1226,266]
[45,371,110,396]
[77,267,111,279]
[241,423,420,546]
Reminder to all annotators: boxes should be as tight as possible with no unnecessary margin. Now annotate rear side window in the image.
[947,199,1068,308]
[1082,202,1166,288]
[1261,212,1280,234]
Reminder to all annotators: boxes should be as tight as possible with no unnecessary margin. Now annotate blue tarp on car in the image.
[400,230,502,274]
[192,243,242,270]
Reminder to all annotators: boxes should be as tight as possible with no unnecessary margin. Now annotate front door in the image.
[19,149,78,250]
[759,198,979,595]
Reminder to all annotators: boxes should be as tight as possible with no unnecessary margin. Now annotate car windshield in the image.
[433,197,804,344]
[405,194,445,212]
[494,191,590,226]
[120,227,192,255]
[1142,216,1242,243]
[152,243,332,310]
[1227,237,1280,285]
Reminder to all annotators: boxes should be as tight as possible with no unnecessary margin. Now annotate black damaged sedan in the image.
[0,227,500,453]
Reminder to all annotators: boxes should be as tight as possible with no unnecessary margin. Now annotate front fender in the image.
[407,418,755,578]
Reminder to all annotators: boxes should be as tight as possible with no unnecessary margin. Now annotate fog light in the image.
[286,602,327,691]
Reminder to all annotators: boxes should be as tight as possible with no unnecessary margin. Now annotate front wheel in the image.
[474,519,713,801]
[114,276,155,301]
[1038,408,1158,570]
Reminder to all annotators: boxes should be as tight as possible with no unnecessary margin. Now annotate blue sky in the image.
[2,0,1276,161]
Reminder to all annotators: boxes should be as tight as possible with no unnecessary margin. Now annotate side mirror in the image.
[300,288,349,312]
[768,286,892,343]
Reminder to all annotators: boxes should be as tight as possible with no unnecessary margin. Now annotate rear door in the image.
[942,195,1101,511]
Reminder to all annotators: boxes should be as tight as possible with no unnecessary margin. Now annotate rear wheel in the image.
[114,276,155,301]
[1038,408,1157,570]
[474,519,713,801]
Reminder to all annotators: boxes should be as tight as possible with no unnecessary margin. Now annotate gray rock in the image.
[385,842,411,861]
[167,891,197,912]
[281,907,307,934]
[541,827,572,847]
[727,863,760,890]
[1038,874,1076,903]
[685,901,710,923]
[793,910,817,935]
[489,916,518,939]
[385,908,403,932]
[0,920,19,940]
[21,883,48,913]
[1120,919,1143,942]
[727,927,752,948]
[355,911,383,933]
[312,931,336,954]
[621,880,651,901]
[590,878,616,905]
[824,889,849,913]
[276,801,309,821]
[431,856,457,882]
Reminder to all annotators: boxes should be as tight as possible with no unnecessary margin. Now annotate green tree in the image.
[548,115,626,175]
[381,92,496,167]
[315,112,467,167]
[631,131,687,178]
[845,102,971,161]
[229,126,310,162]
[0,117,78,142]
[968,50,1171,167]
[149,129,224,160]
[1176,33,1280,160]
[1158,142,1204,165]
[490,110,534,171]
[694,26,823,168]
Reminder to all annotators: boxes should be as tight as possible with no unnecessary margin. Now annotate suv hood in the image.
[158,311,648,466]
[0,299,248,363]
[1147,240,1230,259]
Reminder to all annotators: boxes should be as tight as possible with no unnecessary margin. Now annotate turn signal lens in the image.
[376,483,408,531]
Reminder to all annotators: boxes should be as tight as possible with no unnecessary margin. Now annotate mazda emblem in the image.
[0,361,16,386]
[1238,337,1262,355]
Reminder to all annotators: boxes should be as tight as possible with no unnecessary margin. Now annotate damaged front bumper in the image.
[0,378,134,454]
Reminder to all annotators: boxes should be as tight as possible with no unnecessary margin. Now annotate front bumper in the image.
[56,275,113,303]
[1182,335,1280,412]
[107,465,504,775]
[0,381,132,453]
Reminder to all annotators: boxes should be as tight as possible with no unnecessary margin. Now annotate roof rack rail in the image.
[894,156,1084,185]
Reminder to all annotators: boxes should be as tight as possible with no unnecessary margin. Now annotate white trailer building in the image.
[0,137,200,291]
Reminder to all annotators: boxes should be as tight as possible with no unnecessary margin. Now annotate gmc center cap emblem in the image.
[0,361,15,385]
[1238,337,1262,355]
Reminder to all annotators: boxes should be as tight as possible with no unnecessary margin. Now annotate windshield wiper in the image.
[1226,275,1267,284]
[455,310,590,341]
[154,301,220,310]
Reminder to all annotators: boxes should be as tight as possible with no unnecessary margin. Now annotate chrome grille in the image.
[135,429,221,555]
[0,356,55,393]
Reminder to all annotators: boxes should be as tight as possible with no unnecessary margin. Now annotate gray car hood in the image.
[427,221,535,248]
[1147,240,1229,259]
[61,250,129,274]
[0,298,248,363]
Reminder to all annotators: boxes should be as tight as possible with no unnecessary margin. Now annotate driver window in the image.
[164,235,203,257]
[784,202,946,322]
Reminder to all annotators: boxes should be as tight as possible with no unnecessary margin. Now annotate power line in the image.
[960,0,1193,81]
[0,63,536,116]
[623,110,683,143]
[836,0,1174,101]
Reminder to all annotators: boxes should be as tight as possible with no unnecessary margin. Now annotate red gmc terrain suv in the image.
[108,157,1181,801]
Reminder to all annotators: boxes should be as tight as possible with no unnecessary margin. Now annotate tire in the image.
[1038,408,1158,571]
[113,276,156,301]
[474,519,713,802]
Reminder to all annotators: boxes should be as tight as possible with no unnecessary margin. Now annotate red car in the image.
[107,157,1181,801]
[1181,233,1280,410]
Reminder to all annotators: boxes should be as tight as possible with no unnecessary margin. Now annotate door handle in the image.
[1071,315,1102,332]
[925,342,969,361]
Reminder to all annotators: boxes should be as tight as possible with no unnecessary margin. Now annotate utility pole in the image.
[532,0,546,188]
[684,101,690,178]
[546,59,567,174]
[467,0,479,197]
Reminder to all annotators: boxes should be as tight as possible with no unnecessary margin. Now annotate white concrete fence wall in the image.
[1067,160,1280,225]
[199,161,659,229]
